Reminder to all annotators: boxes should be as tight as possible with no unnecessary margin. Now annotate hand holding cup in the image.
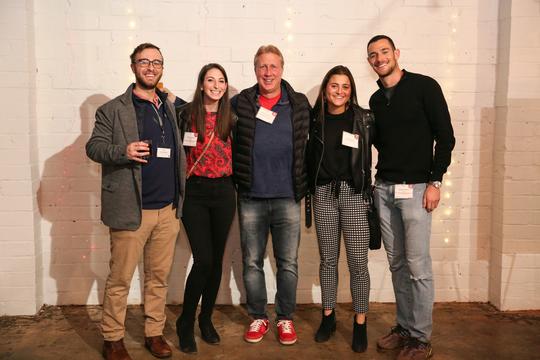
[126,140,152,163]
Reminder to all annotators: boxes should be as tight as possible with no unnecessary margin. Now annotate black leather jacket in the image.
[306,104,375,195]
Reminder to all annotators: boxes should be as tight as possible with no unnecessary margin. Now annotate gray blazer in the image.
[86,84,186,230]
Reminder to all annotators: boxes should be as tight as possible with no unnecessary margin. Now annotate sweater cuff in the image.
[430,172,444,182]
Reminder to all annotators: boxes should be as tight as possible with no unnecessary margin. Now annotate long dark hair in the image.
[313,65,359,121]
[190,63,232,142]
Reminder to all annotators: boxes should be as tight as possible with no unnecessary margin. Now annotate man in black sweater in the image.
[366,35,455,360]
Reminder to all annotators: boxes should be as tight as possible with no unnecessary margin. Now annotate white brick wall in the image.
[1,0,538,315]
[0,0,42,315]
[489,0,540,311]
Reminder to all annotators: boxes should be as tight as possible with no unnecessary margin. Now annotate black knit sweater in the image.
[369,70,455,183]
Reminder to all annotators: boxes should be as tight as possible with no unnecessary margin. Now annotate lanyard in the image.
[151,97,166,144]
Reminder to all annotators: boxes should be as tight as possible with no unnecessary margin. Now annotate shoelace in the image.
[249,319,267,332]
[406,337,429,349]
[278,320,293,333]
[391,325,410,338]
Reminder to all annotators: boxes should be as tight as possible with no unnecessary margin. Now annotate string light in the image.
[285,4,295,48]
[443,6,457,249]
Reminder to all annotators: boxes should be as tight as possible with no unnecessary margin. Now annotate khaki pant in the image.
[101,204,180,341]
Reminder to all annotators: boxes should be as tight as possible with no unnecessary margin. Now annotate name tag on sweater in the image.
[256,107,277,124]
[157,147,171,158]
[342,131,359,148]
[395,184,414,199]
[183,132,198,147]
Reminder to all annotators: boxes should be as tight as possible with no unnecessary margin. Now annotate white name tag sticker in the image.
[256,106,277,124]
[395,184,414,199]
[342,131,359,148]
[183,132,198,147]
[156,147,171,158]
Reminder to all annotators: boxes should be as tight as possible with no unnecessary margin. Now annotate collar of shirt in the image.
[132,87,162,109]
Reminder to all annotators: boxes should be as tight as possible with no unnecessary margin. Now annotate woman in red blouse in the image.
[175,63,235,354]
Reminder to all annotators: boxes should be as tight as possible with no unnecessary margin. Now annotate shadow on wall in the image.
[37,94,110,351]
[218,212,245,305]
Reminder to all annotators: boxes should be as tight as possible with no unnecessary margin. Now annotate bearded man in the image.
[86,43,186,360]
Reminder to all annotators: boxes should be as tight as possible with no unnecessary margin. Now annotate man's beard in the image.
[135,72,162,90]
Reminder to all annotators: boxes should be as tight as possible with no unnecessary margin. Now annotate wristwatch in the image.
[429,181,442,189]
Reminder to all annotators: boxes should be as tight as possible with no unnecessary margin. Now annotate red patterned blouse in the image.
[186,112,232,178]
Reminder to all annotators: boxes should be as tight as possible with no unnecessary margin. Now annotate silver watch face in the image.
[431,181,442,189]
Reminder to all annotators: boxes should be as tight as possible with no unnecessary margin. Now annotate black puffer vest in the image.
[232,80,311,202]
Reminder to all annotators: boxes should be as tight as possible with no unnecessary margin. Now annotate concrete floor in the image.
[1,303,539,360]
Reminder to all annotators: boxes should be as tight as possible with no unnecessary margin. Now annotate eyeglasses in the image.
[134,58,164,68]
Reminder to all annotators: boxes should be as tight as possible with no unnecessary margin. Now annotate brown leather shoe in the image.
[102,339,132,360]
[144,335,172,358]
[396,338,433,360]
[377,324,410,351]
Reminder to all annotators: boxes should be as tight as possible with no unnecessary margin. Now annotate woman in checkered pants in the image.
[306,65,375,353]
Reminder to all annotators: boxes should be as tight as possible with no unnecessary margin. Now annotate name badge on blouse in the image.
[183,132,198,147]
[342,131,359,148]
[395,184,414,199]
[256,107,277,124]
[156,147,171,158]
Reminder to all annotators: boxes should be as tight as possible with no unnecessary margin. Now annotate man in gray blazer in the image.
[86,43,186,360]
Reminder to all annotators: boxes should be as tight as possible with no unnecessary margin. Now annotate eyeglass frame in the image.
[133,58,164,68]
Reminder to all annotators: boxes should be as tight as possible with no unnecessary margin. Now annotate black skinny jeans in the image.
[179,176,236,324]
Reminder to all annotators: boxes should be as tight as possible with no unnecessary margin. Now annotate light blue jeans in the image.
[238,197,301,320]
[374,180,434,342]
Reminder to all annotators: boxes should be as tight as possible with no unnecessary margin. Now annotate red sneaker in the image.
[277,320,297,345]
[244,319,270,343]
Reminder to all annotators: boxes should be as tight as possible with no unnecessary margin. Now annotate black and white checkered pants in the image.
[313,181,370,314]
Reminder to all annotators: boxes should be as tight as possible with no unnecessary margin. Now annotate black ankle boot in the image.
[315,309,336,343]
[352,316,367,353]
[199,316,220,344]
[177,317,197,354]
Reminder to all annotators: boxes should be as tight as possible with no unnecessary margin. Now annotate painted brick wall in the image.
[490,0,540,311]
[1,0,538,315]
[0,0,42,315]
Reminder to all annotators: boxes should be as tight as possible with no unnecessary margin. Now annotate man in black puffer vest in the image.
[231,45,310,346]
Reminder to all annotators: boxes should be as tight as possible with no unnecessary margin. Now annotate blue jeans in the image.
[238,196,300,320]
[374,180,434,342]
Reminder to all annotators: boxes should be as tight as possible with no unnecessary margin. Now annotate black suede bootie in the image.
[352,316,367,353]
[177,317,197,354]
[199,315,220,344]
[315,309,336,342]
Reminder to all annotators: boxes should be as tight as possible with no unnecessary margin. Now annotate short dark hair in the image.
[367,35,396,50]
[130,43,162,64]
